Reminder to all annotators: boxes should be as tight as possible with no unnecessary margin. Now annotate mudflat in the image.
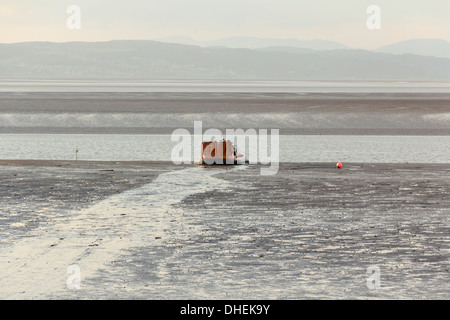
[0,160,448,299]
[1,92,450,135]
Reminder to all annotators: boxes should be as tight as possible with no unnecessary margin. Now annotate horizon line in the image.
[1,36,449,50]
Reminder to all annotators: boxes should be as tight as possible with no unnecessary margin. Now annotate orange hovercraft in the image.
[196,139,244,165]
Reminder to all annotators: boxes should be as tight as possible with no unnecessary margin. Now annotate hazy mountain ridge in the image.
[153,36,350,50]
[1,39,450,80]
[376,39,450,59]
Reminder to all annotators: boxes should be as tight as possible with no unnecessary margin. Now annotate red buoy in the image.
[336,162,342,169]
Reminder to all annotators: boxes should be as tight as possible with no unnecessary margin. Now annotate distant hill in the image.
[376,39,450,59]
[154,36,350,51]
[206,37,350,51]
[1,40,450,80]
[256,46,317,54]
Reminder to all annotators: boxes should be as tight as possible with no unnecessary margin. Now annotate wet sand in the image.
[1,92,450,135]
[0,160,448,299]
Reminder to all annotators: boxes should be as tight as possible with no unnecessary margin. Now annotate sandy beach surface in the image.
[0,159,448,299]
[1,92,450,135]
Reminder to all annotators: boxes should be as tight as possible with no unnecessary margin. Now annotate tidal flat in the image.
[0,160,448,299]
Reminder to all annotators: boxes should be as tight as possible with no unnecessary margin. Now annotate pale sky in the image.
[1,0,450,49]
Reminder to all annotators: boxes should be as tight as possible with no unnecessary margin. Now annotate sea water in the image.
[1,80,449,163]
[0,133,449,163]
